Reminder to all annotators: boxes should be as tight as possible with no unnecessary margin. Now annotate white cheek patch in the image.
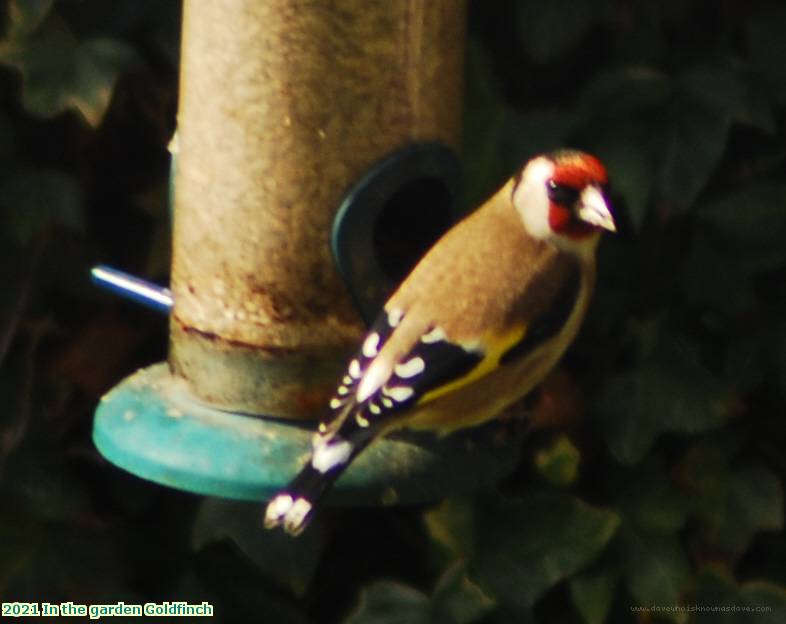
[514,157,554,240]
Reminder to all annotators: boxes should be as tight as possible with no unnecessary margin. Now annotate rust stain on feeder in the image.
[175,317,302,357]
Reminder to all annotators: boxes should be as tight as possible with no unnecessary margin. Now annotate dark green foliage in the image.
[0,1,784,623]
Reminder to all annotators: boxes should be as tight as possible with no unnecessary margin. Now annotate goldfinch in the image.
[265,149,615,535]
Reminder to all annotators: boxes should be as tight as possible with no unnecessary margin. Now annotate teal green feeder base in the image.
[94,363,524,506]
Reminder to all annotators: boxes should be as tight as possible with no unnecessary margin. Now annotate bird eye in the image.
[546,179,580,207]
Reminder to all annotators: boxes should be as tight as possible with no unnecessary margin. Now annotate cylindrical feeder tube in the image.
[170,0,466,418]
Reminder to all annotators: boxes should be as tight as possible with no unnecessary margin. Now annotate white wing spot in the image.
[421,326,447,344]
[384,386,415,403]
[395,356,425,379]
[356,359,390,402]
[342,375,352,385]
[362,332,380,358]
[368,402,381,415]
[264,493,293,527]
[381,397,393,409]
[312,440,353,473]
[284,498,312,535]
[329,398,343,409]
[337,385,349,396]
[387,308,404,328]
[348,359,362,379]
[356,412,370,427]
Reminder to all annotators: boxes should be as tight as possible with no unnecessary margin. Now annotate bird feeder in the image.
[93,0,523,505]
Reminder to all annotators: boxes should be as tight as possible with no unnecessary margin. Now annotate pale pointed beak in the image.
[577,186,616,232]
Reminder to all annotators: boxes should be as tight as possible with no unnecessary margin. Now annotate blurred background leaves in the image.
[0,0,784,622]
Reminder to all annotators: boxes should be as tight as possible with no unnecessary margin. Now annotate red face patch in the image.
[551,152,608,189]
[548,204,596,240]
[547,151,609,240]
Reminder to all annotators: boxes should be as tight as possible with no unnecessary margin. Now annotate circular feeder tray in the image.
[94,363,524,506]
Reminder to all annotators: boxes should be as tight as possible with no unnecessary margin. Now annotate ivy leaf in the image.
[426,493,619,616]
[424,497,476,563]
[681,440,784,557]
[582,64,738,219]
[616,524,690,612]
[682,233,757,320]
[696,184,786,275]
[345,581,431,624]
[516,0,595,63]
[431,562,496,624]
[193,498,325,597]
[4,0,55,39]
[714,467,785,551]
[681,66,775,134]
[596,331,731,464]
[468,492,620,614]
[654,65,775,210]
[0,13,138,126]
[569,567,619,624]
[689,565,786,624]
[345,563,495,624]
[747,6,786,106]
[579,67,672,118]
[0,169,84,244]
[533,435,581,487]
[614,459,690,534]
[654,100,729,210]
[601,460,691,617]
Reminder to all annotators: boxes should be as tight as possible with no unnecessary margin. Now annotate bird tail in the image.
[263,404,377,535]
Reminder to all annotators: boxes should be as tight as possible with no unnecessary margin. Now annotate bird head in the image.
[512,150,615,250]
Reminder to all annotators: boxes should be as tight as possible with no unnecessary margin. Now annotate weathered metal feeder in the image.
[93,0,522,505]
